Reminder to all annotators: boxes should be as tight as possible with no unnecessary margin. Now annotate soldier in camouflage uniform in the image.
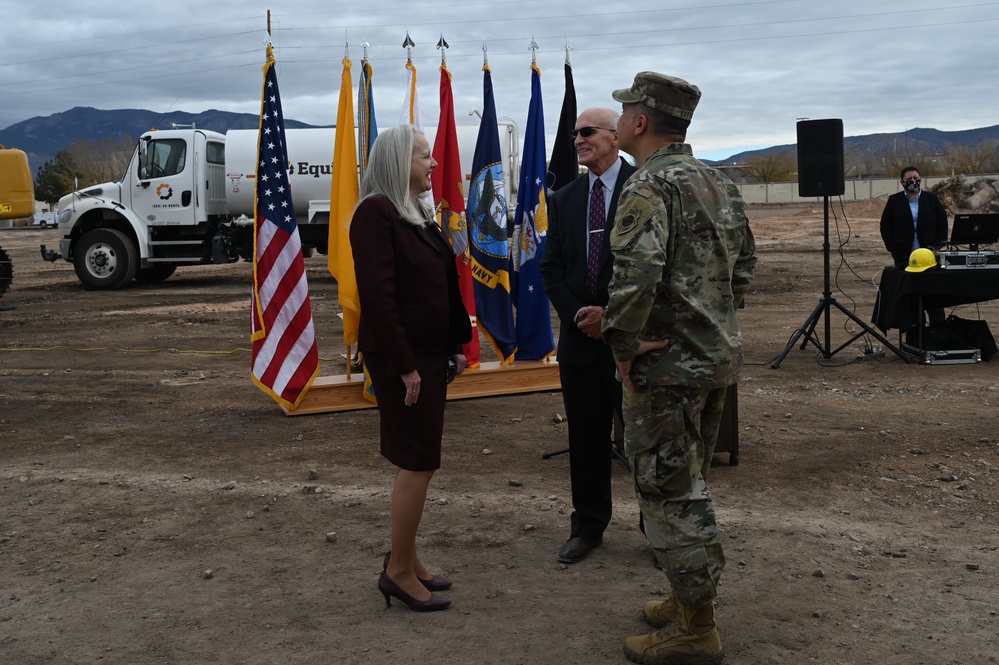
[601,72,757,665]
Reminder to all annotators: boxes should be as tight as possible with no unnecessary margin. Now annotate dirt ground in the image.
[1,201,998,665]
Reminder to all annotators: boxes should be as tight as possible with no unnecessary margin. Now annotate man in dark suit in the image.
[880,166,949,268]
[880,165,949,326]
[541,107,637,563]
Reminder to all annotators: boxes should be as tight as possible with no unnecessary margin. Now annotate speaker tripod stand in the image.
[770,196,908,368]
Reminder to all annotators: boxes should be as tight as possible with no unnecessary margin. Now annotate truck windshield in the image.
[144,139,187,179]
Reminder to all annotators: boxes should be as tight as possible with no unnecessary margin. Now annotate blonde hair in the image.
[358,124,433,225]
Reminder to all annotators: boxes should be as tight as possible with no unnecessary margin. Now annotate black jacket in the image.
[880,190,948,268]
[540,158,636,365]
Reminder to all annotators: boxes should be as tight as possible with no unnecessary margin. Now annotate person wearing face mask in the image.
[880,166,949,326]
[350,124,472,612]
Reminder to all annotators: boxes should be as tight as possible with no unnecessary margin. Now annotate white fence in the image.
[737,176,959,205]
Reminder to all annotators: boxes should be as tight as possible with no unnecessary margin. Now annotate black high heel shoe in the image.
[377,572,451,612]
[383,551,453,591]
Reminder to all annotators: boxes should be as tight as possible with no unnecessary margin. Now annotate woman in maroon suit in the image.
[349,124,471,612]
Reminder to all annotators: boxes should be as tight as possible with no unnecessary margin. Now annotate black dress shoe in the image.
[557,536,602,563]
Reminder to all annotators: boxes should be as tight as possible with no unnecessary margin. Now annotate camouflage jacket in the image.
[601,143,758,388]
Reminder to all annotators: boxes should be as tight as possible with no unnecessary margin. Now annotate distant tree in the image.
[66,135,135,185]
[844,147,884,179]
[34,151,81,205]
[945,141,999,175]
[745,150,796,183]
[881,143,945,179]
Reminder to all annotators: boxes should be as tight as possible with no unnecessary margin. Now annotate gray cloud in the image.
[2,0,997,160]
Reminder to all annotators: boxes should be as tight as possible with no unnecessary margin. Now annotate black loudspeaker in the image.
[797,119,845,197]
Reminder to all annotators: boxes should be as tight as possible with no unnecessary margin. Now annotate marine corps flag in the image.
[328,57,360,349]
[432,61,481,368]
[467,64,517,363]
[511,62,555,361]
[251,44,320,410]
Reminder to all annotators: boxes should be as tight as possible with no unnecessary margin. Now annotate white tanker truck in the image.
[41,123,520,290]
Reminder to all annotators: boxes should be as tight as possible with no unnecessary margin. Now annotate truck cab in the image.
[46,128,241,290]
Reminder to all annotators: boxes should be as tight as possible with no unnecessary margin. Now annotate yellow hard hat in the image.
[905,247,937,273]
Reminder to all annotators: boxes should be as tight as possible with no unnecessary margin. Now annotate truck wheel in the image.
[135,264,177,283]
[73,229,138,290]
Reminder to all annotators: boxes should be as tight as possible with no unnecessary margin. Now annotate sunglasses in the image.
[570,126,615,139]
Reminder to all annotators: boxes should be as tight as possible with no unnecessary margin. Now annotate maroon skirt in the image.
[363,351,449,471]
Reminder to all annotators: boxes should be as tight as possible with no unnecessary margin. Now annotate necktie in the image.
[586,178,607,297]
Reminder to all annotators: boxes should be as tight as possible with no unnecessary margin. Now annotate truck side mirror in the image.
[138,138,150,181]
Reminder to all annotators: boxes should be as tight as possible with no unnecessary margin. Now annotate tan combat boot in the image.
[642,593,677,628]
[624,602,723,665]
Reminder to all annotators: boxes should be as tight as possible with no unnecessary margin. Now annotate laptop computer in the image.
[949,213,999,248]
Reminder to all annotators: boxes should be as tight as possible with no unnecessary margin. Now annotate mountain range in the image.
[3,106,999,172]
[722,125,999,166]
[0,107,329,172]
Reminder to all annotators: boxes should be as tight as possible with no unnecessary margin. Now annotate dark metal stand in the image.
[771,196,908,368]
[542,443,630,468]
[543,405,630,470]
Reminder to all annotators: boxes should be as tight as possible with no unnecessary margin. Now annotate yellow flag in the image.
[328,57,360,347]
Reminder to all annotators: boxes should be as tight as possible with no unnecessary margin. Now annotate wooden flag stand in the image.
[281,359,561,415]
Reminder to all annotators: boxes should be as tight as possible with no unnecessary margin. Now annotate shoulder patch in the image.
[616,211,640,235]
[611,188,659,249]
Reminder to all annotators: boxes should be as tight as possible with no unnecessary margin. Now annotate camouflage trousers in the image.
[698,385,729,481]
[624,383,726,608]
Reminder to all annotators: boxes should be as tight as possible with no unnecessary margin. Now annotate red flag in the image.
[432,62,480,367]
[250,45,320,409]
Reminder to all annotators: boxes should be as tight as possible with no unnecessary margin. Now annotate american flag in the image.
[251,46,320,409]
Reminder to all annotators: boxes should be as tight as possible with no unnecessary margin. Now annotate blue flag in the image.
[357,58,379,180]
[511,63,555,361]
[356,56,379,403]
[467,65,517,363]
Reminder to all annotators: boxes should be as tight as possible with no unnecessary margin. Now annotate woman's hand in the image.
[401,370,421,406]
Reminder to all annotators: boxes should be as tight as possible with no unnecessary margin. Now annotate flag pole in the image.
[403,31,415,62]
[345,28,353,380]
[436,33,448,65]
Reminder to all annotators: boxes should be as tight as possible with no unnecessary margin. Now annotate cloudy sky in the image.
[3,1,998,160]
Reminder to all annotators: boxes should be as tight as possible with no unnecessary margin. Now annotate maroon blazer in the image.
[349,195,470,376]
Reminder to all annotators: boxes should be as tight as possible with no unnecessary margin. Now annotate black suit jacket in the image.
[880,190,949,268]
[540,157,637,365]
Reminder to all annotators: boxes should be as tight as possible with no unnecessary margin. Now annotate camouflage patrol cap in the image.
[612,72,701,123]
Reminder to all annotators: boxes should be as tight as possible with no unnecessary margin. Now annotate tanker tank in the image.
[223,128,336,219]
